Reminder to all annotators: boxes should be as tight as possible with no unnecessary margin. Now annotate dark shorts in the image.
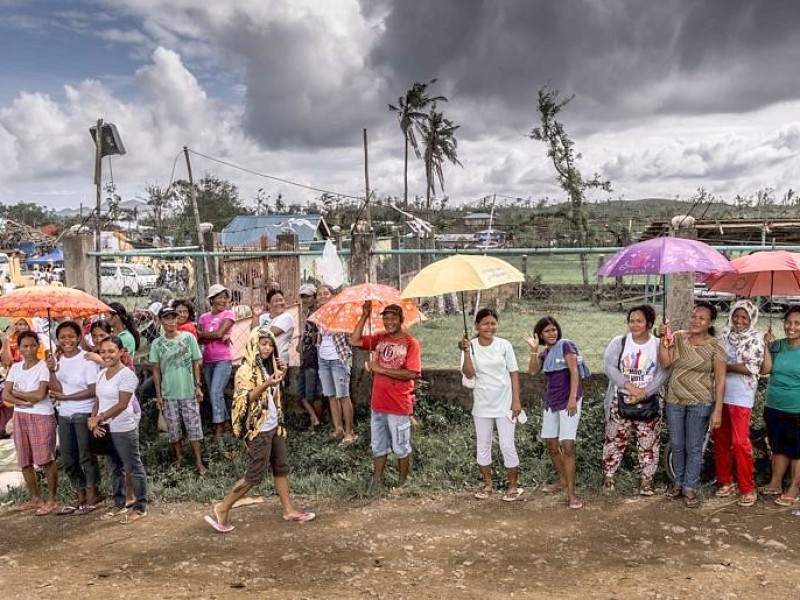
[765,406,800,460]
[297,368,322,401]
[244,428,289,484]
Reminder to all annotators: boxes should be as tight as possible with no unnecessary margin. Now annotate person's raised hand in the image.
[523,331,540,353]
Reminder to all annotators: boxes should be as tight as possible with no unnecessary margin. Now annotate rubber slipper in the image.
[542,483,563,494]
[665,486,683,499]
[283,512,316,523]
[683,495,702,508]
[204,514,235,533]
[55,505,78,516]
[502,488,525,502]
[101,506,128,520]
[714,484,735,498]
[34,504,57,516]
[120,510,147,524]
[474,488,492,500]
[17,501,42,512]
[74,504,98,516]
[568,497,584,510]
[774,494,799,507]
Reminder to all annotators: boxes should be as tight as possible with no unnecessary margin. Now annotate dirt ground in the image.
[1,489,798,600]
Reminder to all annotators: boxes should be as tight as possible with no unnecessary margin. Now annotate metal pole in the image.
[363,128,371,226]
[94,118,103,297]
[183,147,210,304]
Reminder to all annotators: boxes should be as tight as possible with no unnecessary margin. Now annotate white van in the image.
[0,253,9,279]
[100,262,158,296]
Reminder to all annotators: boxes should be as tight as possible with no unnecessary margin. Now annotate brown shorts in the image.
[244,428,289,484]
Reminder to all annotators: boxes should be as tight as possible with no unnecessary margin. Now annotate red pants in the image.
[713,404,754,494]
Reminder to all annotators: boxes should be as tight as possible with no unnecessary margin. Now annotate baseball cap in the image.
[380,304,403,317]
[147,301,163,317]
[298,283,317,297]
[158,305,178,319]
[206,283,230,300]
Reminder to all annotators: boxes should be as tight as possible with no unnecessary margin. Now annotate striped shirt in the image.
[666,332,726,406]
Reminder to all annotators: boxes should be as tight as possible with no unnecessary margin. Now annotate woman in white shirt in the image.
[255,289,296,363]
[2,331,57,515]
[460,308,523,502]
[88,336,148,523]
[48,320,101,514]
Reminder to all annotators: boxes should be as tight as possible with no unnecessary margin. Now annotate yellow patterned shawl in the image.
[232,327,286,440]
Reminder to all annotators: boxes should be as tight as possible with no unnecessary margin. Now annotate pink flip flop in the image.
[283,512,316,523]
[204,514,235,533]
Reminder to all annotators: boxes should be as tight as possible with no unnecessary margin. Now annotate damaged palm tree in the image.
[530,86,611,286]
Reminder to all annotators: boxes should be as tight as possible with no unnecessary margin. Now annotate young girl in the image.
[204,327,314,533]
[87,336,148,523]
[460,308,522,501]
[525,316,585,509]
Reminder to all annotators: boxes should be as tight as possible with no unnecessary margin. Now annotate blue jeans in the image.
[108,429,148,513]
[204,360,232,424]
[665,402,712,493]
[58,413,100,492]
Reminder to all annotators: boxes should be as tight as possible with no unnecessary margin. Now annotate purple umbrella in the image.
[596,237,734,316]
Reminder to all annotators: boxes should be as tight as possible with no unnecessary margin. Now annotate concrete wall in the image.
[62,232,98,295]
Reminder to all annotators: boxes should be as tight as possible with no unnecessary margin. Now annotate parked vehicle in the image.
[693,283,735,312]
[100,262,158,296]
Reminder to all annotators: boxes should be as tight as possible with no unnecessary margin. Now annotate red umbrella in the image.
[0,286,113,319]
[308,283,425,334]
[706,250,800,296]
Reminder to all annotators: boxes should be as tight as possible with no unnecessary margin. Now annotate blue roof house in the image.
[220,214,330,248]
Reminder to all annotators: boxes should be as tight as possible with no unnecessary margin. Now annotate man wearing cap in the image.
[151,305,207,475]
[351,301,421,492]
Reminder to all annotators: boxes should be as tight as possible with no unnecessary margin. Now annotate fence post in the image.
[63,232,98,295]
[666,215,696,330]
[350,222,375,285]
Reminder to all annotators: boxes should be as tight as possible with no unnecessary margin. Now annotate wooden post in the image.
[183,147,209,308]
[363,128,371,225]
[93,118,103,297]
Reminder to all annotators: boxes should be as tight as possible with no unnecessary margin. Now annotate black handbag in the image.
[614,334,661,421]
[616,391,660,420]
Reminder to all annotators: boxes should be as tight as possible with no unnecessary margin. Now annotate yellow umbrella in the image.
[400,254,525,335]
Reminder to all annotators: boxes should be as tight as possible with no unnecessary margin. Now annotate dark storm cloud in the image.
[368,0,800,136]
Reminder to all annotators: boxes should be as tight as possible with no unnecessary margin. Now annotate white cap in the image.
[206,283,230,300]
[298,283,317,296]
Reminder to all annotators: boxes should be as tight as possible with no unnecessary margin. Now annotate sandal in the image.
[34,503,57,516]
[542,482,564,494]
[568,497,584,510]
[55,505,78,516]
[714,483,735,498]
[474,487,492,500]
[74,504,98,516]
[17,500,42,512]
[737,492,757,507]
[120,510,148,524]
[774,494,799,507]
[502,488,525,502]
[101,506,128,520]
[283,512,316,523]
[665,486,683,499]
[639,480,655,497]
[760,486,782,496]
[204,514,234,533]
[683,494,701,508]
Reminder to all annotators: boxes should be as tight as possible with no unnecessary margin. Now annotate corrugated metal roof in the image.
[221,214,328,247]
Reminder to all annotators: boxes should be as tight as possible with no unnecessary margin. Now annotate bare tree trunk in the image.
[403,136,409,211]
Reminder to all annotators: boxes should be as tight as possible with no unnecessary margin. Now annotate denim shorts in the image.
[371,411,412,459]
[318,358,351,398]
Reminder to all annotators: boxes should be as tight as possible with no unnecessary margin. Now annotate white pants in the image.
[474,416,519,468]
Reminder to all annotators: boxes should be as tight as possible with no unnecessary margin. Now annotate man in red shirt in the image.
[352,301,421,491]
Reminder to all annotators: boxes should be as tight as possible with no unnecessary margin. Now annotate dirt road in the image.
[1,490,798,599]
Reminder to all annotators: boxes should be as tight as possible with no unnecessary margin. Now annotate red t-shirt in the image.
[177,321,198,338]
[361,333,421,415]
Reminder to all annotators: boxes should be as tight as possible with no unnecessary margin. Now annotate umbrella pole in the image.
[769,271,774,332]
[461,290,468,338]
[47,307,53,354]
[661,274,667,323]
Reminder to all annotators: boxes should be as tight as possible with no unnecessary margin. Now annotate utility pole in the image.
[93,118,103,296]
[183,146,210,306]
[363,128,371,226]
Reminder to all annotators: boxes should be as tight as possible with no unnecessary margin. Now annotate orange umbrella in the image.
[308,283,424,334]
[0,286,114,319]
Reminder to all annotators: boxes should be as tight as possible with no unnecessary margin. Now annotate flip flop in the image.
[17,501,42,512]
[55,505,78,516]
[774,494,799,507]
[74,504,98,516]
[204,514,235,533]
[34,503,57,516]
[474,488,492,500]
[282,512,316,523]
[502,488,525,502]
[760,487,782,496]
[568,497,584,510]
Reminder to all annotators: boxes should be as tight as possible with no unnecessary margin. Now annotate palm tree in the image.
[419,103,463,220]
[388,80,446,210]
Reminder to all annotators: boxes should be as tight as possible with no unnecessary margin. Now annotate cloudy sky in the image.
[1,0,799,212]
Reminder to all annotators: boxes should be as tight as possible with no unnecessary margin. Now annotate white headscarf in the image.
[719,299,764,377]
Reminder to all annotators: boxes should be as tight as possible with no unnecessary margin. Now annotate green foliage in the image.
[0,202,57,227]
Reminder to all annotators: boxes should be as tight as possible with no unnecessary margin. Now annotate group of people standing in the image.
[459,300,800,511]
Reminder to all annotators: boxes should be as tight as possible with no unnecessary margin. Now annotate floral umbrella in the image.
[308,283,424,335]
[0,286,114,319]
[596,237,734,316]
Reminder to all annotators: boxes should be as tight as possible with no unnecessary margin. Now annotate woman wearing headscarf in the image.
[203,327,315,533]
[713,299,766,507]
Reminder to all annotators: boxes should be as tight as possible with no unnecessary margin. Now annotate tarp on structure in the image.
[26,247,64,265]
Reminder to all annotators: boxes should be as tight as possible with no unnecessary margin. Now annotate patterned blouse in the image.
[666,332,726,406]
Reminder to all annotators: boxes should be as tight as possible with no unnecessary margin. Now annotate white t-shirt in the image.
[617,335,660,394]
[723,338,758,408]
[8,360,53,416]
[259,384,279,432]
[258,312,295,361]
[318,333,338,361]
[56,351,100,417]
[96,366,140,433]
[463,337,519,418]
